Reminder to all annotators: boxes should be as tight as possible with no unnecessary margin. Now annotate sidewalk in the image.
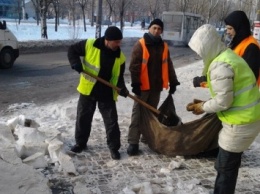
[48,121,260,194]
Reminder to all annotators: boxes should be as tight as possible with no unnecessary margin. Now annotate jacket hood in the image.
[188,24,226,75]
[224,11,251,49]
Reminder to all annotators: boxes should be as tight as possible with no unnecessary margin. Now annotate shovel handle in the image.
[81,71,161,115]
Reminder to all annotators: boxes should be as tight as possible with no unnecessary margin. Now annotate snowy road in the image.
[0,43,197,113]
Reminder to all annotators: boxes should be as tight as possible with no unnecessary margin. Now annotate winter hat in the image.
[148,18,164,31]
[224,11,251,34]
[224,10,251,49]
[104,26,123,40]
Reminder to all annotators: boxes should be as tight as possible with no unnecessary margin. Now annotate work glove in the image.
[72,64,83,74]
[169,85,176,94]
[118,87,129,98]
[193,76,207,88]
[169,82,180,94]
[131,83,141,96]
[186,99,205,115]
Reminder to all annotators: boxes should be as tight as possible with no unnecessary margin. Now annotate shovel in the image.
[81,71,165,118]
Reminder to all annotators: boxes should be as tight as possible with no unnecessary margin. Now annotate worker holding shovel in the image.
[67,26,129,160]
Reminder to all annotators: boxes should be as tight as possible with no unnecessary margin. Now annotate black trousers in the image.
[214,147,243,194]
[75,94,121,151]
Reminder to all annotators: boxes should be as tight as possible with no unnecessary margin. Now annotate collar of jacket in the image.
[93,36,121,58]
[143,33,163,45]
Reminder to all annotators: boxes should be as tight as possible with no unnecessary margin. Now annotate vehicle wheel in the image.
[0,48,15,69]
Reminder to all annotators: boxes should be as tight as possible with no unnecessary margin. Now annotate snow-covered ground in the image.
[1,19,260,194]
[7,19,145,41]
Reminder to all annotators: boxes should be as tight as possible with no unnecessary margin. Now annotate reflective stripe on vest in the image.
[233,35,260,88]
[77,39,126,100]
[208,49,260,124]
[139,38,169,90]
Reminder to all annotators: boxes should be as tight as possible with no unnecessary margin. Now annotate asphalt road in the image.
[0,45,197,113]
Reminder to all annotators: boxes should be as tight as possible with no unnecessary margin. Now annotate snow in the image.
[1,19,260,193]
[7,19,145,41]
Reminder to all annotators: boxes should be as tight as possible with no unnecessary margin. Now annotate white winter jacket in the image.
[188,24,260,152]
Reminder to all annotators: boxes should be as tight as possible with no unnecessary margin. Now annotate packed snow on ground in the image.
[1,19,260,194]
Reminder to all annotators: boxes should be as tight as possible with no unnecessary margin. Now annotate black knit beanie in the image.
[104,26,123,40]
[148,19,164,31]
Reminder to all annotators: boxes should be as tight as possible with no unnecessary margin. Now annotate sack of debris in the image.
[140,94,222,156]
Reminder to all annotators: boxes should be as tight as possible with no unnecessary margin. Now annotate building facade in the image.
[0,0,17,19]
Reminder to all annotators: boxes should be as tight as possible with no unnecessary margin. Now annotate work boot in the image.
[70,144,86,153]
[110,149,120,160]
[127,144,139,156]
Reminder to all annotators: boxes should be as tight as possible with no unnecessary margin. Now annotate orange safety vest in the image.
[139,38,169,90]
[233,35,260,87]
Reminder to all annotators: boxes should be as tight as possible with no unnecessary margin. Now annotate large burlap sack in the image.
[140,95,222,156]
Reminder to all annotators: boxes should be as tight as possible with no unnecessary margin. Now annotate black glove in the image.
[72,64,83,74]
[169,85,176,94]
[193,76,206,87]
[119,87,129,98]
[131,83,141,96]
[169,82,180,94]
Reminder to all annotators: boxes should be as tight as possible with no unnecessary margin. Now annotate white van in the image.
[0,20,19,69]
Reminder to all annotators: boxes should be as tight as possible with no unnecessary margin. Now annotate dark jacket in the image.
[129,33,179,91]
[67,37,127,101]
[224,10,260,79]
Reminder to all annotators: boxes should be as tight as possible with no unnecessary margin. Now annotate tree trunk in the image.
[82,7,87,32]
[41,17,48,39]
[40,0,48,39]
[96,0,102,38]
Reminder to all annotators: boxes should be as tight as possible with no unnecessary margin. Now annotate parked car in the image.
[0,20,19,69]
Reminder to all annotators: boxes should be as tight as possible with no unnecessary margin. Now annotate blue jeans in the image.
[214,147,243,194]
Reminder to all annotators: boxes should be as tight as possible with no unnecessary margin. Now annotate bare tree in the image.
[65,0,77,27]
[172,0,191,13]
[105,0,117,25]
[162,0,172,11]
[31,0,41,25]
[127,1,139,26]
[205,0,220,23]
[39,0,52,39]
[117,0,131,31]
[96,0,102,38]
[147,0,162,19]
[91,0,95,26]
[52,0,60,32]
[188,0,208,14]
[77,0,89,32]
[16,0,22,24]
[215,0,232,28]
[17,0,26,21]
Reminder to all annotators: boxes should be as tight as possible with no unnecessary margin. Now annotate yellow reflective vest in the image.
[77,39,126,101]
[208,49,260,124]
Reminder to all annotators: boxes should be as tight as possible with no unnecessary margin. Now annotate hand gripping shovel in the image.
[81,71,168,119]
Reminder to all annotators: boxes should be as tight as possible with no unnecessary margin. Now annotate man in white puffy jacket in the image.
[186,24,260,194]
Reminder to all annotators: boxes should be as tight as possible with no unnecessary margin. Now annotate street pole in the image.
[253,0,260,43]
[95,0,103,38]
[257,0,260,20]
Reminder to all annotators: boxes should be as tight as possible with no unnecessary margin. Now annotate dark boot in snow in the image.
[110,149,120,160]
[70,144,86,153]
[127,144,139,156]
